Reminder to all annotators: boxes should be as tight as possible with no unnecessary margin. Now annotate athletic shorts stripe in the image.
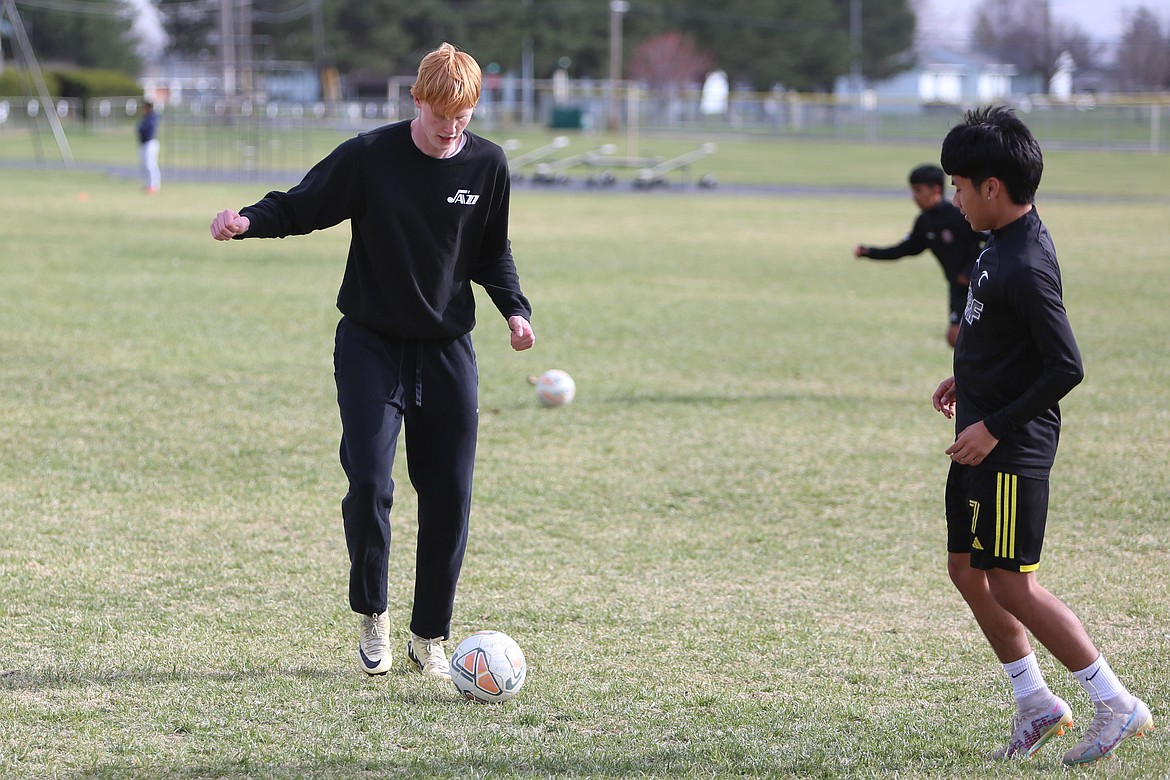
[996,472,1017,559]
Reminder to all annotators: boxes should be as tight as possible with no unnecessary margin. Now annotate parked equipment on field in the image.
[634,143,717,189]
[584,151,663,187]
[507,136,571,180]
[531,144,619,185]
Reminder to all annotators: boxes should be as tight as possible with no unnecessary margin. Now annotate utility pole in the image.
[238,0,253,101]
[521,0,534,126]
[311,0,325,75]
[850,0,862,97]
[311,0,335,101]
[220,0,236,99]
[608,0,628,131]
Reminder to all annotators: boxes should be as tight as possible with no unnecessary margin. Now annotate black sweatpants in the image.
[333,316,478,640]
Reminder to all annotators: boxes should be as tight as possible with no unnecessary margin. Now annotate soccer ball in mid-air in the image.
[450,630,527,704]
[534,369,575,407]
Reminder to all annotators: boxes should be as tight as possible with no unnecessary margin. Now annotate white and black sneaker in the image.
[407,633,451,680]
[358,612,391,676]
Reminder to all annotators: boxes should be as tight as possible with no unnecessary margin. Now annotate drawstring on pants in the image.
[414,346,424,408]
[396,340,425,408]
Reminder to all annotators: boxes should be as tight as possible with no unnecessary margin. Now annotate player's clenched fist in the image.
[210,209,250,240]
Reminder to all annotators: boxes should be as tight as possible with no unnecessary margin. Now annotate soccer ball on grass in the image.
[450,630,527,704]
[531,369,575,407]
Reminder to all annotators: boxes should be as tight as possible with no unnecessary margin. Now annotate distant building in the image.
[836,46,1023,108]
[140,58,320,104]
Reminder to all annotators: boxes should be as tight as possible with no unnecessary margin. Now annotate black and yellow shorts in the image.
[945,462,1049,573]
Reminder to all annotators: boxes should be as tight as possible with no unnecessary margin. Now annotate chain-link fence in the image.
[2,85,1167,179]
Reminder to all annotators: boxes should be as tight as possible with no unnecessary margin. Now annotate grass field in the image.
[1,138,1168,779]
[4,120,1170,197]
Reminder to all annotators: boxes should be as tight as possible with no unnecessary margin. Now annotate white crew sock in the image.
[1003,651,1047,701]
[1073,654,1129,704]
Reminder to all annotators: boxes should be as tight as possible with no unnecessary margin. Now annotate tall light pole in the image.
[219,0,236,98]
[238,0,253,101]
[849,0,862,97]
[522,0,534,126]
[311,0,325,74]
[608,0,628,131]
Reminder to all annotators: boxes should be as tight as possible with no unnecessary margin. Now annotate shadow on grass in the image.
[58,750,886,780]
[0,664,430,693]
[487,388,915,414]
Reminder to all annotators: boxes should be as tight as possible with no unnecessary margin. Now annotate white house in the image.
[836,46,1019,108]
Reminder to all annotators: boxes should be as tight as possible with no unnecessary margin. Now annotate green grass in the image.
[4,121,1170,198]
[0,152,1167,779]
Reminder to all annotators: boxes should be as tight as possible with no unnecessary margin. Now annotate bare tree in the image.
[1116,7,1170,90]
[972,0,1099,83]
[628,31,714,91]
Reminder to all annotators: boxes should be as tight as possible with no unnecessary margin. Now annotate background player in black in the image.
[854,164,984,346]
[932,106,1151,765]
[209,43,535,681]
[137,100,160,195]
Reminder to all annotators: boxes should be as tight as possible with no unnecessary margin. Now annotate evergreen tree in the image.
[155,0,918,92]
[9,1,140,72]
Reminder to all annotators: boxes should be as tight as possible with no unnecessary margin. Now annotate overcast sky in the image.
[917,0,1170,52]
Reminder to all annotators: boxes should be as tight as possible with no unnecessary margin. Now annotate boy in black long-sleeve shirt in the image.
[210,43,535,682]
[855,164,984,347]
[932,106,1151,765]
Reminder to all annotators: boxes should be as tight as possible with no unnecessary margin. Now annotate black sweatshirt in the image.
[237,120,531,340]
[953,208,1084,478]
[864,201,983,285]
